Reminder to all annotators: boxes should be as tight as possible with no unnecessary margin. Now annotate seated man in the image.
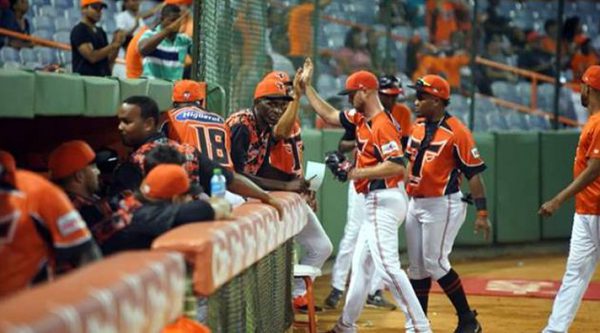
[117,95,283,215]
[101,162,231,254]
[0,151,100,298]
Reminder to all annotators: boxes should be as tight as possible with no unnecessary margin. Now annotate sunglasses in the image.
[414,78,432,88]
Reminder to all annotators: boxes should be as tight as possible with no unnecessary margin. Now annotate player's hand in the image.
[293,67,304,97]
[539,198,560,217]
[302,190,318,213]
[208,197,233,220]
[166,11,188,34]
[474,215,491,241]
[262,195,285,219]
[285,178,310,193]
[300,57,314,88]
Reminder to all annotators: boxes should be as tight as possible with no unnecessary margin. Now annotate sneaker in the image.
[366,290,397,310]
[454,310,482,333]
[324,288,344,309]
[293,294,323,314]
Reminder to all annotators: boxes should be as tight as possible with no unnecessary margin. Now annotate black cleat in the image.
[454,310,482,333]
[366,290,397,310]
[324,288,344,309]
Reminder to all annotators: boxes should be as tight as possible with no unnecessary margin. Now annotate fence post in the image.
[531,77,538,111]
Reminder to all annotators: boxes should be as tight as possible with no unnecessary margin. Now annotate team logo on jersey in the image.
[381,141,400,155]
[57,210,86,237]
[471,148,480,159]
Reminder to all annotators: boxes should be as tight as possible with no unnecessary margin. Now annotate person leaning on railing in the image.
[71,0,126,76]
[0,0,32,49]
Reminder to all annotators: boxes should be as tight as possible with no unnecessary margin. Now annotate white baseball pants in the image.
[405,192,467,280]
[293,201,334,296]
[543,214,600,333]
[331,183,383,294]
[333,186,431,333]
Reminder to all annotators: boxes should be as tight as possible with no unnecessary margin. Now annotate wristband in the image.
[477,210,489,218]
[474,197,487,211]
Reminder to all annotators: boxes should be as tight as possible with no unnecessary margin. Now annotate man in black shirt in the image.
[70,0,125,76]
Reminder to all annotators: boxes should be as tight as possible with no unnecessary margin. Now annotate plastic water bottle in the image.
[210,168,226,198]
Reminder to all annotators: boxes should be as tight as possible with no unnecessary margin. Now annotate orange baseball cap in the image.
[81,0,107,8]
[165,0,193,5]
[48,140,96,180]
[582,65,600,91]
[408,74,451,100]
[0,150,16,186]
[140,164,190,200]
[254,79,294,101]
[338,70,379,95]
[264,71,292,85]
[173,80,207,103]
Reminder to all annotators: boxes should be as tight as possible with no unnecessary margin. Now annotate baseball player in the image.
[302,66,431,332]
[324,74,414,310]
[539,65,600,333]
[226,70,333,312]
[0,150,101,298]
[163,80,233,169]
[404,75,490,333]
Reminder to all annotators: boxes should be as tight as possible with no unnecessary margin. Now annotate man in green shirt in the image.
[138,4,191,81]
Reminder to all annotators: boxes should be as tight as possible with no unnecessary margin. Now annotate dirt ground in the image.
[298,255,600,332]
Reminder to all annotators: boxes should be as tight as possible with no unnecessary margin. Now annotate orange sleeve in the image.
[453,127,486,178]
[393,104,413,138]
[37,181,92,251]
[585,123,600,159]
[374,119,404,163]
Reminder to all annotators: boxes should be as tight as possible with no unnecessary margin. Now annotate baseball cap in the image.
[408,75,450,100]
[81,0,107,8]
[264,71,292,85]
[379,75,403,95]
[0,150,16,186]
[254,79,294,101]
[173,80,207,103]
[140,164,190,200]
[48,140,96,180]
[583,65,600,91]
[338,70,379,95]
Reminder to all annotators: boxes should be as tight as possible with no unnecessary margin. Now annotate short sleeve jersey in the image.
[70,22,111,76]
[405,114,486,197]
[574,112,600,215]
[226,109,304,181]
[0,171,92,297]
[164,106,233,169]
[342,104,412,150]
[340,109,405,194]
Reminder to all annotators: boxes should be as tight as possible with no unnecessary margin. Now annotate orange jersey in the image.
[405,115,486,197]
[574,112,600,215]
[164,106,233,169]
[426,0,458,46]
[267,122,304,178]
[0,170,92,298]
[391,103,413,143]
[125,26,148,79]
[340,109,405,194]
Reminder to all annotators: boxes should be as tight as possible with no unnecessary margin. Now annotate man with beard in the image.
[301,67,430,332]
[71,0,125,76]
[539,65,600,333]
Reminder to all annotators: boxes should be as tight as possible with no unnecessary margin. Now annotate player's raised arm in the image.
[273,67,305,140]
[302,58,343,126]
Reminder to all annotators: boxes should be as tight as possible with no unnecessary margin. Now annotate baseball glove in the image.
[325,151,353,182]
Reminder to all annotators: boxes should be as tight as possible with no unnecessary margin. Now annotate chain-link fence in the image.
[193,0,600,130]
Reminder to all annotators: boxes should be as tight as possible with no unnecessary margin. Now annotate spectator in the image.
[426,0,458,47]
[518,31,555,78]
[334,27,373,75]
[378,1,408,27]
[287,0,331,69]
[71,0,126,76]
[114,0,151,50]
[541,19,560,56]
[483,34,518,83]
[138,4,191,81]
[571,38,599,89]
[0,0,32,49]
[101,162,232,254]
[125,24,149,78]
[0,150,101,298]
[482,0,510,44]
